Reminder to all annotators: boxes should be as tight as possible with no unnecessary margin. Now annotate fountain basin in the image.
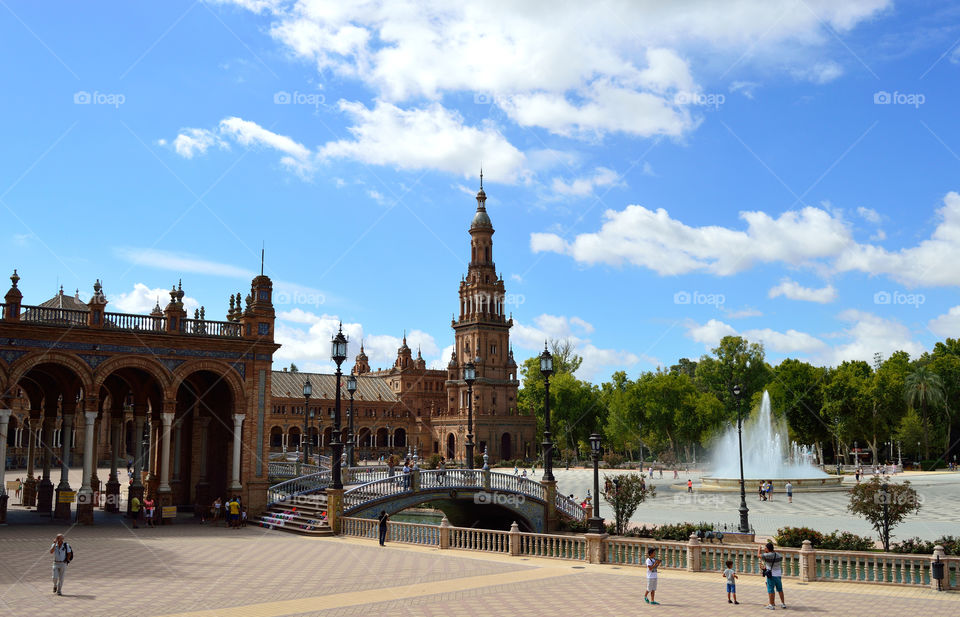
[700,476,845,492]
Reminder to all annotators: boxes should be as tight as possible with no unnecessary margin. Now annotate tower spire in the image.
[480,165,483,189]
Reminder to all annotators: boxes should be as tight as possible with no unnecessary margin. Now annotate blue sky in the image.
[3,0,960,380]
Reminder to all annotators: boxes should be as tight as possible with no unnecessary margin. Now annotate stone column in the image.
[89,416,101,501]
[127,414,145,516]
[932,545,946,591]
[158,412,174,505]
[800,539,816,582]
[76,411,98,524]
[53,413,75,520]
[229,414,245,491]
[508,520,520,556]
[686,532,702,571]
[36,414,56,515]
[585,531,608,564]
[22,416,37,506]
[326,488,343,534]
[194,416,211,510]
[105,416,121,512]
[439,516,451,549]
[0,409,10,524]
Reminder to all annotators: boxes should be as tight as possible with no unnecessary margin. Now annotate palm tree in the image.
[903,367,945,460]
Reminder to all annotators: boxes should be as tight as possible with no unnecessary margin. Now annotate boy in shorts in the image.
[644,548,661,605]
[722,560,739,604]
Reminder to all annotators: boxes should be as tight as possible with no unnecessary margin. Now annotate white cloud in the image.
[173,128,222,159]
[684,309,923,367]
[534,192,960,288]
[928,306,960,338]
[768,278,837,303]
[511,313,639,379]
[641,161,656,177]
[792,60,844,84]
[856,206,882,224]
[110,283,200,315]
[114,247,254,278]
[319,100,528,182]
[551,167,621,197]
[218,117,313,174]
[730,80,758,99]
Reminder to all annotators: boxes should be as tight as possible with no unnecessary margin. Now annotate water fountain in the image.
[701,391,844,491]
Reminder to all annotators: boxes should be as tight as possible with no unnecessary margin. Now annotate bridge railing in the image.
[450,526,510,553]
[488,472,545,500]
[517,532,586,560]
[555,492,586,522]
[267,470,332,505]
[268,461,324,478]
[343,465,391,484]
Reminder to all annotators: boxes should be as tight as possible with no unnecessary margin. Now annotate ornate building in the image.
[0,183,534,524]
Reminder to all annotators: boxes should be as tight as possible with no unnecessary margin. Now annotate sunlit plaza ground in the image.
[3,466,959,616]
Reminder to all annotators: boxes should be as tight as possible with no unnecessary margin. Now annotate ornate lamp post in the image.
[463,361,476,469]
[346,374,357,467]
[637,421,643,464]
[732,384,750,534]
[588,433,604,533]
[302,377,312,466]
[854,440,859,468]
[331,324,348,489]
[540,343,555,482]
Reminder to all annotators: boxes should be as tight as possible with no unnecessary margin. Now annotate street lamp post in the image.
[588,433,604,533]
[331,324,348,489]
[637,422,643,465]
[463,361,476,469]
[540,343,555,482]
[854,441,859,468]
[732,384,750,534]
[302,378,312,466]
[878,481,891,551]
[346,374,357,468]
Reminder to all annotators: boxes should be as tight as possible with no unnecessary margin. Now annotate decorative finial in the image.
[480,165,483,189]
[10,269,19,288]
[194,308,199,319]
[261,243,264,276]
[199,306,205,320]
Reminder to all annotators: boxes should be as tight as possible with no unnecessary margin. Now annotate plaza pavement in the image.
[1,515,957,617]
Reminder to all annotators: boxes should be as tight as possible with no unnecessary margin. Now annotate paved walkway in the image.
[1,518,957,617]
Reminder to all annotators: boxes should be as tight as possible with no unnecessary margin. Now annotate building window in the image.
[258,322,270,335]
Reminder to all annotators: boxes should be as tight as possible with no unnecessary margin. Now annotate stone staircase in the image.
[253,492,333,536]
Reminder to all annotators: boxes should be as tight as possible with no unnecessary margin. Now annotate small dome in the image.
[471,208,492,229]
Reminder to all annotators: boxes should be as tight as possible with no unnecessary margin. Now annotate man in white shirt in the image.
[49,534,72,595]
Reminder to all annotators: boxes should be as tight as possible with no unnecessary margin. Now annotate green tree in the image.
[822,361,872,464]
[867,352,911,461]
[694,336,770,421]
[904,366,945,459]
[848,477,921,551]
[601,473,655,535]
[766,358,829,461]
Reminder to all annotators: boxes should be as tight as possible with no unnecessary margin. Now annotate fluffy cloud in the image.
[551,167,621,197]
[534,192,960,288]
[109,283,200,315]
[173,128,222,158]
[169,118,313,174]
[511,313,641,379]
[318,101,528,182]
[684,309,923,367]
[927,306,960,338]
[768,279,837,303]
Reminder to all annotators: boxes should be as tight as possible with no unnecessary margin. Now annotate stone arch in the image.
[171,359,246,410]
[0,356,9,396]
[93,355,174,399]
[269,425,284,449]
[8,350,95,396]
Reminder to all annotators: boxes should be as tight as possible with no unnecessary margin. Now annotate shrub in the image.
[603,453,624,468]
[918,460,940,471]
[774,526,824,548]
[891,537,935,555]
[934,536,960,555]
[819,531,874,551]
[651,522,715,541]
[566,519,589,533]
[424,454,442,470]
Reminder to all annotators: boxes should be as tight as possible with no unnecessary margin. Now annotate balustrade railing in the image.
[814,550,933,585]
[555,492,586,521]
[267,470,332,505]
[450,527,510,553]
[20,305,89,327]
[699,543,787,576]
[268,461,323,478]
[517,532,586,560]
[488,472,546,500]
[605,537,688,569]
[181,318,243,338]
[104,312,165,332]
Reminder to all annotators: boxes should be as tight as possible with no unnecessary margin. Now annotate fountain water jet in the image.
[701,391,844,491]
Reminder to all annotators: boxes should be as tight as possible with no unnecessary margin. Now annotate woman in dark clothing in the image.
[378,510,389,546]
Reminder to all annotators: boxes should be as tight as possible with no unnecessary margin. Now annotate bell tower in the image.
[448,177,516,418]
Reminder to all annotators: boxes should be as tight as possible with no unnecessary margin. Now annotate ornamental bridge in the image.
[263,464,586,534]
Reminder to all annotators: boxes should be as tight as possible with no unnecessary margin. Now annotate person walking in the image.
[687,478,693,493]
[212,497,222,524]
[402,459,411,491]
[130,494,142,528]
[15,478,22,501]
[785,481,793,504]
[378,510,389,546]
[759,541,786,610]
[438,457,446,486]
[143,495,156,528]
[644,548,661,605]
[49,534,73,596]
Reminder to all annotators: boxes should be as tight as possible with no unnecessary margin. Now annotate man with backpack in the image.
[758,541,786,610]
[49,534,73,596]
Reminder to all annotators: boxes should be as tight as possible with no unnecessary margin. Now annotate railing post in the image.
[482,468,491,491]
[440,516,451,549]
[509,521,520,556]
[541,479,558,532]
[800,540,816,582]
[326,488,343,534]
[687,532,701,572]
[932,545,946,590]
[411,468,420,492]
[585,529,607,564]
